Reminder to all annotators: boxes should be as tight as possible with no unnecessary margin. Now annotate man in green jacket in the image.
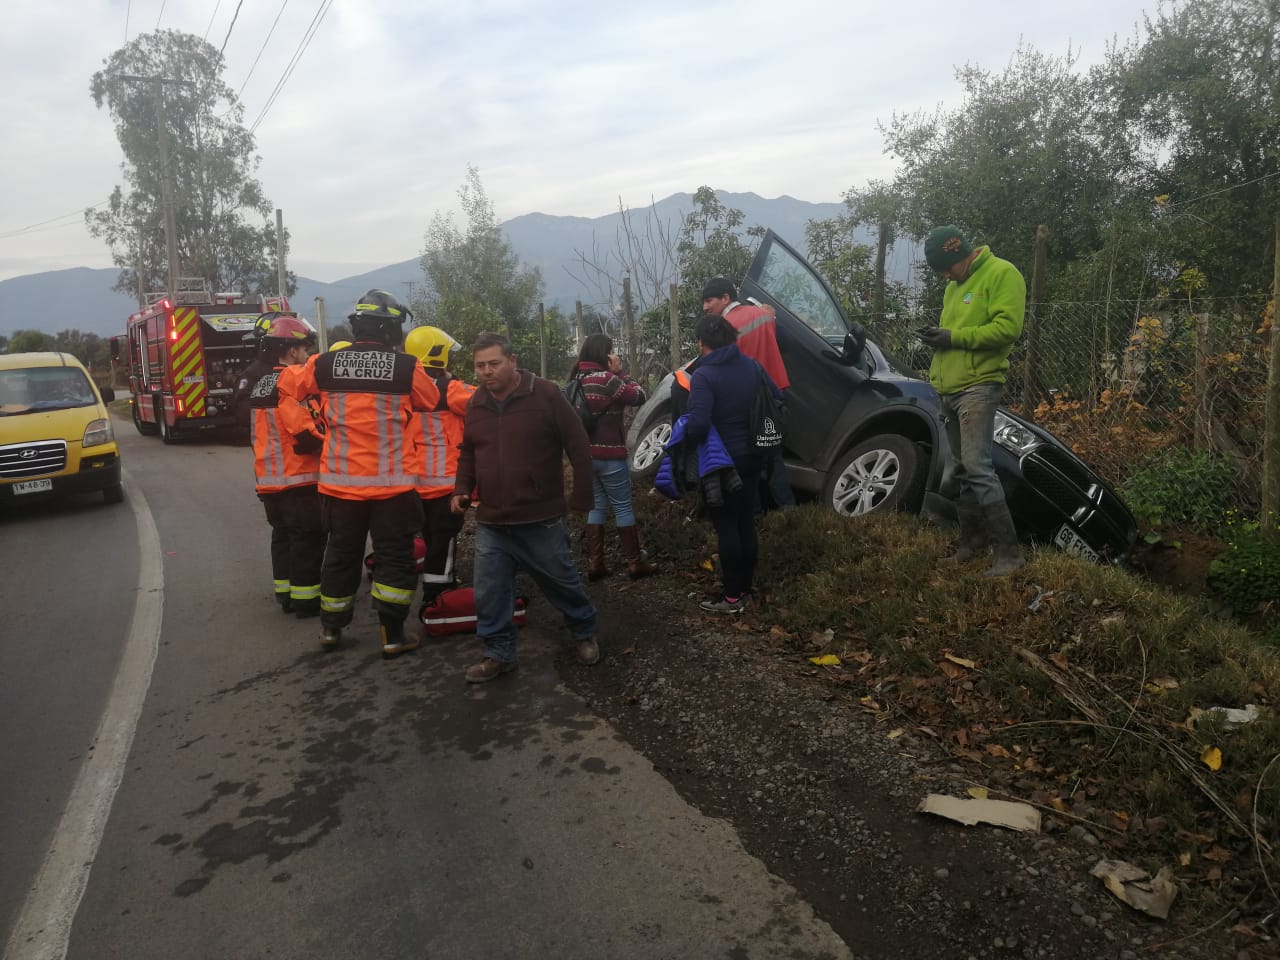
[918,225,1027,576]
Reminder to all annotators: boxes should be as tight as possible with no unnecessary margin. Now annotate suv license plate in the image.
[13,478,53,495]
[1054,524,1099,563]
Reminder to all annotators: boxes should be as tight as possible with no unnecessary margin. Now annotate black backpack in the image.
[750,364,786,452]
[563,376,598,436]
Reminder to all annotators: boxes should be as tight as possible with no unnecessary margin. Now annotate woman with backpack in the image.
[570,333,656,580]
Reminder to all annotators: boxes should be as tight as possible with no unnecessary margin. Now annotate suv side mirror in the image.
[844,324,867,363]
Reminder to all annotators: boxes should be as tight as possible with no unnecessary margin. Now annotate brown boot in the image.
[585,524,608,581]
[618,526,656,579]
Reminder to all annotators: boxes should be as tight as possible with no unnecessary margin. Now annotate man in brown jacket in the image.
[451,332,600,682]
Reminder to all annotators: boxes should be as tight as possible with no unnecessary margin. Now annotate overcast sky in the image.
[0,0,1156,283]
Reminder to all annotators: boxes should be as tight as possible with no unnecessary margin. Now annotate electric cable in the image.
[203,0,222,41]
[238,0,291,98]
[247,0,333,135]
[0,201,111,241]
[219,0,245,57]
[155,0,166,28]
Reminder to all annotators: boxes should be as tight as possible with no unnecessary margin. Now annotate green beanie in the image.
[924,225,972,272]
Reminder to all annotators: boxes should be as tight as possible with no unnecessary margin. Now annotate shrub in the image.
[1207,519,1280,614]
[1120,448,1239,531]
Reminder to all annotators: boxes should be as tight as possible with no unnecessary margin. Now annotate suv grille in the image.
[1022,446,1136,556]
[0,440,68,479]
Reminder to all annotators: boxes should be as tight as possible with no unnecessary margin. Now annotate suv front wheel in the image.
[630,404,673,479]
[823,434,926,517]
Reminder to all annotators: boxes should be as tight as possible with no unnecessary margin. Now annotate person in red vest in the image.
[282,290,440,658]
[404,324,475,616]
[246,314,324,617]
[700,277,795,509]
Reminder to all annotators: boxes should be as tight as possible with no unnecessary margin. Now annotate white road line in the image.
[4,470,164,960]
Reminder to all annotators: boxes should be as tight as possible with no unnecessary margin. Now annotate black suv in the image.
[627,230,1137,563]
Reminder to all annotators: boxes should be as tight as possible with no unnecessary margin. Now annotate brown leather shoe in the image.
[465,657,517,683]
[618,526,656,579]
[575,637,601,665]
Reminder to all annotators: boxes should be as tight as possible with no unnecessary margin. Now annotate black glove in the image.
[293,431,324,455]
[917,326,953,350]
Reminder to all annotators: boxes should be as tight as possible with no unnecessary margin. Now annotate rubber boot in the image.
[381,618,420,659]
[275,593,294,614]
[944,500,988,563]
[586,524,609,581]
[320,625,341,650]
[982,501,1026,577]
[618,526,656,579]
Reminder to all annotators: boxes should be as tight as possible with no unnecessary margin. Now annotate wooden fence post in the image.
[1263,209,1280,534]
[575,300,584,352]
[1021,225,1049,414]
[538,302,546,379]
[1194,312,1212,452]
[669,283,680,374]
[622,275,638,376]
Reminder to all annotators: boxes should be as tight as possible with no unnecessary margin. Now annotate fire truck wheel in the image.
[132,399,158,436]
[158,403,177,445]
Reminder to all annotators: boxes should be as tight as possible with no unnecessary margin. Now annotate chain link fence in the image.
[854,296,1272,515]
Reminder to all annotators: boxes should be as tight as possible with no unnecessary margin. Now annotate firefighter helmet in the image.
[404,325,460,369]
[348,289,412,346]
[263,315,316,344]
[329,340,352,351]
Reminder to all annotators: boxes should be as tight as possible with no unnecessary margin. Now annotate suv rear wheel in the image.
[823,434,926,517]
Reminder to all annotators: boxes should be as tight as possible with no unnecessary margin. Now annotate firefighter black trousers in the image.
[420,494,465,600]
[320,491,423,629]
[260,485,324,606]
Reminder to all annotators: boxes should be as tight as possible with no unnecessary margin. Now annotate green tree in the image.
[0,335,9,353]
[86,29,292,300]
[419,166,543,350]
[7,330,57,353]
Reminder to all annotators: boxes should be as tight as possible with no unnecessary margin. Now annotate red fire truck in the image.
[114,280,289,442]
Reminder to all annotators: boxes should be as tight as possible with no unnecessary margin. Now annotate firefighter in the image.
[233,313,281,429]
[404,324,475,618]
[247,315,325,617]
[281,290,440,658]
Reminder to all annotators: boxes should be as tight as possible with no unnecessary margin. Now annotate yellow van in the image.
[0,352,123,504]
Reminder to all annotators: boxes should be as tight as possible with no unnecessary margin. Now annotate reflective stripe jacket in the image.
[283,343,439,500]
[723,301,790,390]
[414,371,475,499]
[249,363,322,493]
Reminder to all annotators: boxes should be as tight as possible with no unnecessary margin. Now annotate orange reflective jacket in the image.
[249,363,322,493]
[414,373,475,499]
[284,345,439,500]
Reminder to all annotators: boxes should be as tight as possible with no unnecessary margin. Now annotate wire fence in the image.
[856,296,1272,514]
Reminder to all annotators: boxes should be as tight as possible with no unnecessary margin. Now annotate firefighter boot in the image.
[585,524,609,581]
[320,625,341,650]
[944,500,988,563]
[619,526,656,579]
[275,593,294,614]
[381,618,420,659]
[982,501,1026,577]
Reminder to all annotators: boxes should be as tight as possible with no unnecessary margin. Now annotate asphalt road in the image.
[2,420,849,960]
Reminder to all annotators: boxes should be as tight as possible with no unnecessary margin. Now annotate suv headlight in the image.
[84,418,114,448]
[992,412,1039,456]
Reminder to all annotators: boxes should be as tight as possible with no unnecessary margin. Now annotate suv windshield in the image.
[0,366,97,416]
[756,239,847,343]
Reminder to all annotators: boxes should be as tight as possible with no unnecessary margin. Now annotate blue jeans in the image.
[939,382,1006,507]
[588,458,636,527]
[474,517,597,662]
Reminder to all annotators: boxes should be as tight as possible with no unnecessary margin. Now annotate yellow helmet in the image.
[404,325,460,369]
[329,340,352,351]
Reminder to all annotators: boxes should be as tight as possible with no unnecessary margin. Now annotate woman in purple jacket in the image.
[686,312,778,614]
[570,334,657,580]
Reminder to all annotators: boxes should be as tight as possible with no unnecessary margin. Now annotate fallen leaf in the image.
[985,744,1013,759]
[944,653,977,670]
[966,786,990,799]
[1201,745,1223,771]
[939,661,967,680]
[1048,651,1070,671]
[1149,676,1180,690]
[1202,846,1232,863]
[846,650,873,664]
[809,654,842,666]
[1206,867,1222,882]
[1178,851,1192,866]
[887,728,905,740]
[699,559,715,571]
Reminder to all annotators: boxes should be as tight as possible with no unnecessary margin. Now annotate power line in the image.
[124,0,131,42]
[0,202,112,242]
[203,0,222,40]
[219,0,245,57]
[1170,169,1280,208]
[238,0,291,98]
[248,0,333,135]
[154,0,167,29]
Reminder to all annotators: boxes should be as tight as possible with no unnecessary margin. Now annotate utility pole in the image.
[113,74,192,300]
[669,284,680,373]
[315,297,328,352]
[1022,225,1050,414]
[622,274,638,377]
[1263,209,1280,535]
[135,222,146,308]
[575,300,585,351]
[538,302,547,378]
[275,208,286,299]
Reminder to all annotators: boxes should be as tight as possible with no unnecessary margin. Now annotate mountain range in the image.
[0,191,899,340]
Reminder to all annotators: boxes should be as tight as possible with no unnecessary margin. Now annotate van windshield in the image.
[0,366,98,416]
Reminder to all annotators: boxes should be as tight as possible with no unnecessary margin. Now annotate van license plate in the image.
[13,478,53,495]
[1053,524,1099,563]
